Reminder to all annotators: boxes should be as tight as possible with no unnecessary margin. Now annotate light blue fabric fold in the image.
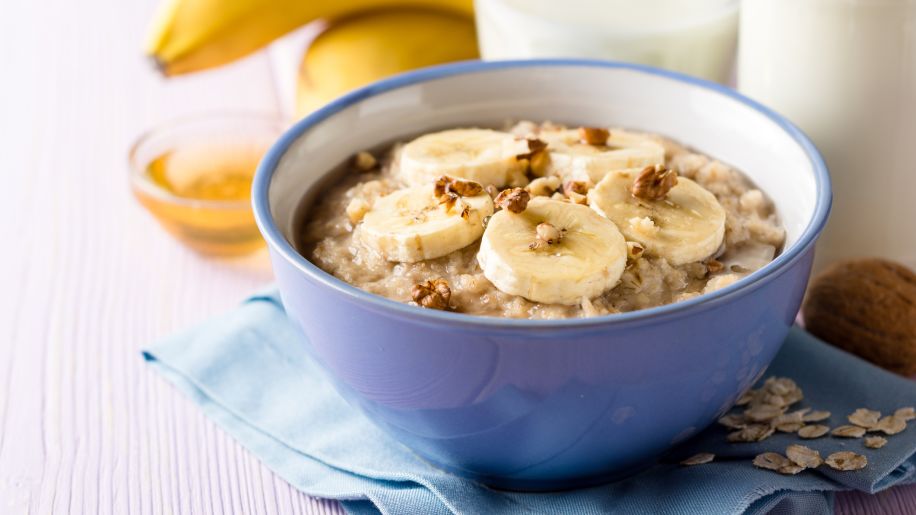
[143,290,916,515]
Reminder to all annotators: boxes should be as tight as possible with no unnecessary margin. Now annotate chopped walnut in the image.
[528,149,551,177]
[566,191,588,205]
[458,204,471,221]
[519,137,548,156]
[353,151,378,171]
[631,164,678,201]
[515,138,550,177]
[579,127,610,146]
[494,188,530,213]
[562,180,590,196]
[411,278,451,310]
[434,176,484,198]
[529,222,565,250]
[706,259,725,274]
[434,176,482,218]
[438,192,459,212]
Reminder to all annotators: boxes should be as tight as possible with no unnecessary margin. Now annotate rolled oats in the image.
[680,453,715,466]
[872,415,907,435]
[798,425,830,439]
[825,451,867,471]
[895,407,915,422]
[786,444,822,469]
[831,425,867,438]
[802,411,831,423]
[728,424,775,443]
[775,422,805,433]
[745,404,786,423]
[864,436,888,449]
[753,452,804,475]
[848,408,881,428]
[717,414,747,429]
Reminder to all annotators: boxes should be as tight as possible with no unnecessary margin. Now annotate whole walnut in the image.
[803,259,916,376]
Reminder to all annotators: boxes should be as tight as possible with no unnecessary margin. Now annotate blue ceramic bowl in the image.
[253,60,831,490]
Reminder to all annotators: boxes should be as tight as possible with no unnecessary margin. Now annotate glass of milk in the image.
[474,0,740,83]
[739,0,916,271]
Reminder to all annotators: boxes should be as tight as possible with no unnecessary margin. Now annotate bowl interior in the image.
[265,61,822,286]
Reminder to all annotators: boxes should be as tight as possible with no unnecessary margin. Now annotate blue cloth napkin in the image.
[143,290,916,515]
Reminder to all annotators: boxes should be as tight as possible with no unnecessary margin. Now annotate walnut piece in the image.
[494,188,530,213]
[515,138,550,177]
[706,259,724,274]
[434,175,484,198]
[626,241,644,260]
[563,179,590,196]
[529,222,565,250]
[411,278,451,310]
[579,127,609,146]
[435,176,482,219]
[631,164,678,201]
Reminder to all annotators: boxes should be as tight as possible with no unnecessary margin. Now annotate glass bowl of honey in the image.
[129,113,286,256]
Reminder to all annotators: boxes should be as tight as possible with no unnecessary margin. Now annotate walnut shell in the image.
[803,259,916,376]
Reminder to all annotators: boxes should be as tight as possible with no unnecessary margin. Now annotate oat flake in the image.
[802,411,831,423]
[775,422,805,433]
[745,404,786,423]
[864,436,887,449]
[872,415,907,435]
[798,425,830,439]
[894,407,915,422]
[831,425,867,438]
[680,453,715,466]
[848,408,881,428]
[825,451,868,471]
[717,414,747,429]
[786,444,823,468]
[728,424,775,443]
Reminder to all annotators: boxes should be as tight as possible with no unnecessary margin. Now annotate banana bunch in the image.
[146,0,476,76]
[295,9,478,116]
[353,127,729,306]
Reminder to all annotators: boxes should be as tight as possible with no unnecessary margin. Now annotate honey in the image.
[132,141,269,256]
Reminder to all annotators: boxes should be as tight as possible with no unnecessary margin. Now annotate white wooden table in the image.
[0,0,912,513]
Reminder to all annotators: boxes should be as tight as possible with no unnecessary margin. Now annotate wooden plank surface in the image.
[0,0,911,513]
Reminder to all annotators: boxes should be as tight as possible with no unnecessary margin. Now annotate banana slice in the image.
[358,183,493,262]
[477,197,627,305]
[588,169,726,265]
[398,129,528,188]
[540,128,666,183]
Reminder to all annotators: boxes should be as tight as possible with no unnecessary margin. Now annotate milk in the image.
[475,0,739,83]
[739,0,916,271]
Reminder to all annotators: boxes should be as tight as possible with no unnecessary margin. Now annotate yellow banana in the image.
[296,8,478,116]
[146,0,474,76]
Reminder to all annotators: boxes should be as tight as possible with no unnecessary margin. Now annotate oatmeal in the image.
[298,122,785,319]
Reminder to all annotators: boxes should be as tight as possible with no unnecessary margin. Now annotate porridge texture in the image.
[300,122,785,319]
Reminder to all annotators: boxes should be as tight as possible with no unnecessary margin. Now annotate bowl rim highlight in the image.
[253,59,832,329]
